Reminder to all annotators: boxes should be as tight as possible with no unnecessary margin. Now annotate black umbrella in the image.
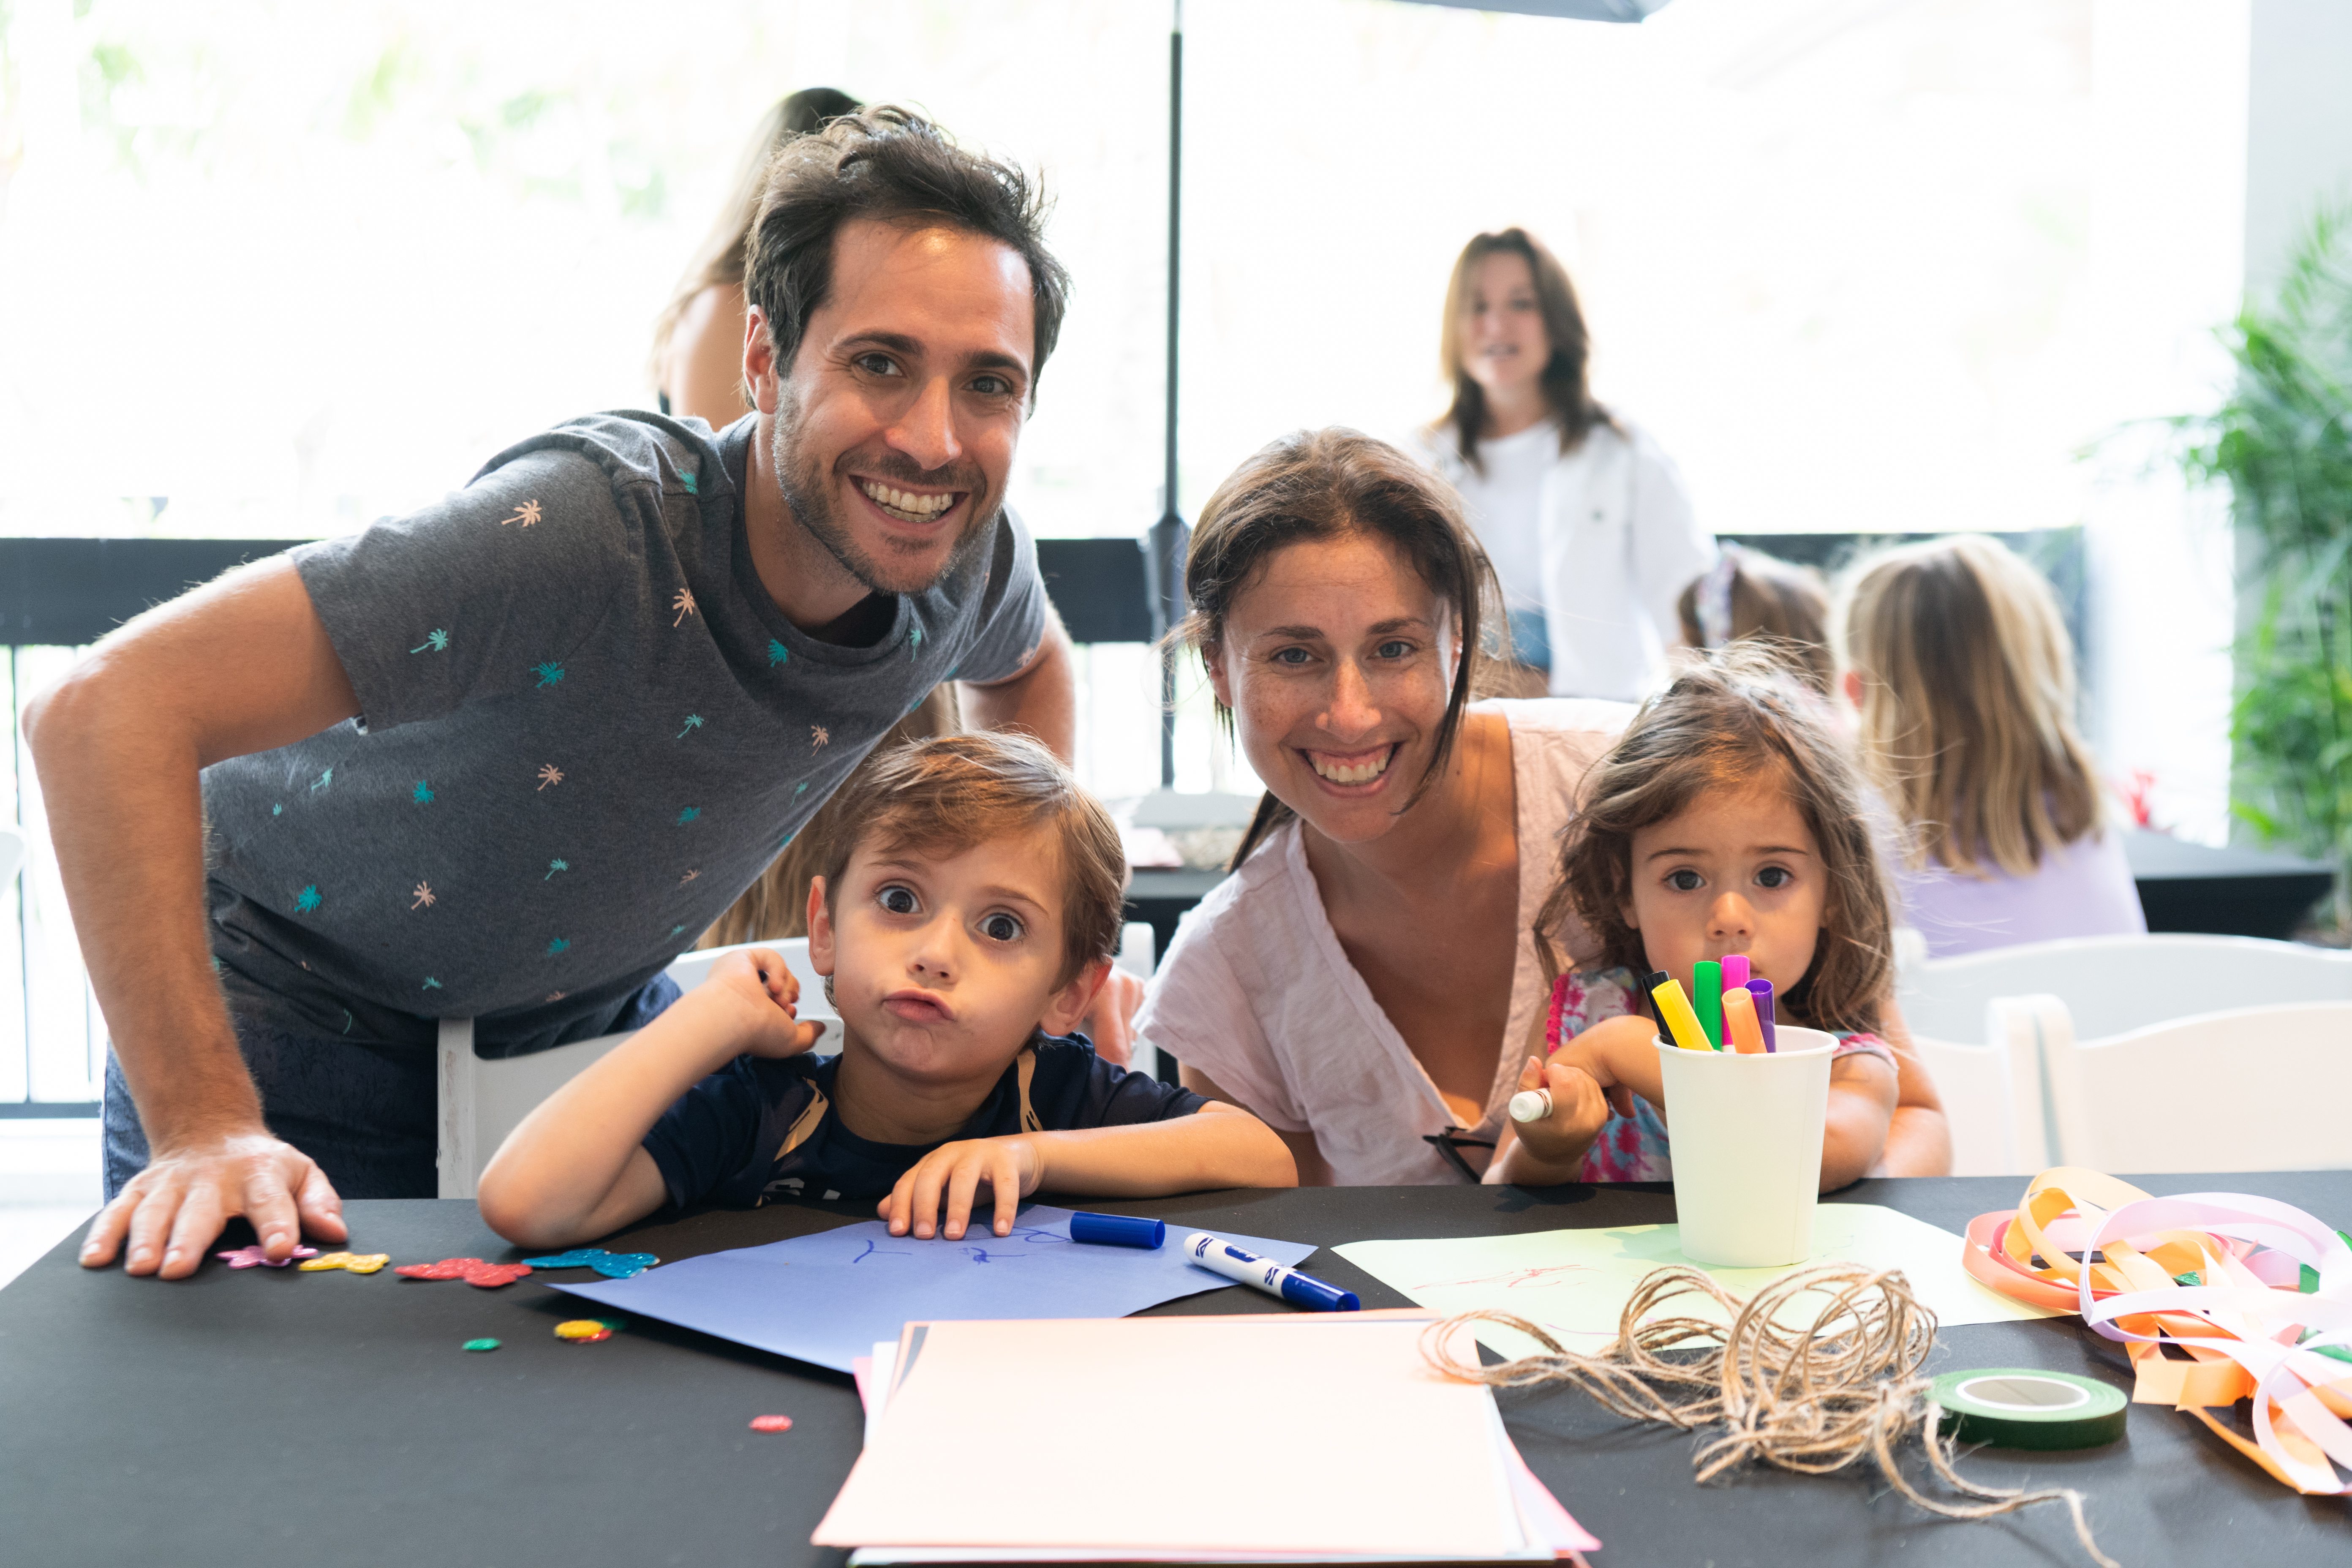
[1143,0,1670,786]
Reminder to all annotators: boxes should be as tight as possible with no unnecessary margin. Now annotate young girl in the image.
[1490,651,1950,1189]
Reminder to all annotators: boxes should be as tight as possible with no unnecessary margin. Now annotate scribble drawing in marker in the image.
[422,977,442,991]
[412,780,434,805]
[536,763,564,790]
[533,662,565,689]
[765,638,789,668]
[295,885,322,914]
[546,936,571,957]
[811,724,829,750]
[675,806,701,826]
[958,1246,1025,1264]
[545,858,569,880]
[310,767,334,792]
[504,500,542,528]
[677,713,704,738]
[671,588,698,627]
[411,882,435,910]
[410,629,450,653]
[851,1240,910,1263]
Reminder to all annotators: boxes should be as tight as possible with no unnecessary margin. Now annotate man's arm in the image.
[957,605,1076,762]
[24,557,361,1278]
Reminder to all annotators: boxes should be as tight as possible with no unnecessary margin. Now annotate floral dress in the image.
[1544,966,1896,1183]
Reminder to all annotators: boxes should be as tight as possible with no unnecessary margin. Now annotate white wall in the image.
[2246,0,2352,297]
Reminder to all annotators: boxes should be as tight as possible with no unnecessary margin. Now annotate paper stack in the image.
[816,1310,1599,1564]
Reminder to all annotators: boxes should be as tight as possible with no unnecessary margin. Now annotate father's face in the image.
[764,219,1036,596]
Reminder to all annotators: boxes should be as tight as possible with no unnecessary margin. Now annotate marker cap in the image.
[1068,1212,1166,1250]
[1279,1271,1361,1312]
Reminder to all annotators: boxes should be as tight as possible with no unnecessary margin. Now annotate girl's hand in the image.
[1508,1054,1612,1162]
[704,949,822,1059]
[879,1136,1044,1240]
[1551,1014,1656,1122]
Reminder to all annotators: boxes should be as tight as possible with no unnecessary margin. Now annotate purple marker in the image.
[1746,977,1776,1052]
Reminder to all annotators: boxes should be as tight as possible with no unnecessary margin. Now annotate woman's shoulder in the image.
[1477,697,1636,771]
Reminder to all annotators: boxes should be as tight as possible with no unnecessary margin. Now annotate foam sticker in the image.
[216,1244,320,1269]
[393,1257,534,1288]
[520,1247,659,1279]
[297,1251,390,1275]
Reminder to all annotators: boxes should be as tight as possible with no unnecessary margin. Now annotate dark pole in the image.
[1145,0,1188,791]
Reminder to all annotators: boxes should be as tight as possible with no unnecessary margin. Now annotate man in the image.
[30,108,1108,1279]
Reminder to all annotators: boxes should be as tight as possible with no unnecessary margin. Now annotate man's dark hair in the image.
[745,106,1069,401]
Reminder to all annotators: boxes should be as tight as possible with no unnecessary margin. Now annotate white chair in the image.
[436,922,1160,1200]
[0,825,23,892]
[2039,1000,2352,1173]
[1895,935,2352,1175]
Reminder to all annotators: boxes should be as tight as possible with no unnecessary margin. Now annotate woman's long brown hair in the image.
[1181,429,1502,871]
[1534,648,1896,1035]
[1434,227,1612,474]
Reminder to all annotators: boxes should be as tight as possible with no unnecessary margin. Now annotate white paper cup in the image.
[1655,1026,1835,1267]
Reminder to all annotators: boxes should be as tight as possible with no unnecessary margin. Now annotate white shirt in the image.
[1418,418,1716,703]
[1441,419,1557,610]
[1132,698,1632,1185]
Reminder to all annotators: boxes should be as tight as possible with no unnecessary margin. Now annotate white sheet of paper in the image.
[1334,1201,2058,1361]
[814,1315,1544,1558]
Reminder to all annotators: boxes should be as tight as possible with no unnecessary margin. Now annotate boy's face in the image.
[1620,782,1826,1000]
[808,824,1102,1086]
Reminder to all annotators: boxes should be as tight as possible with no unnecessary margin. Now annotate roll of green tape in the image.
[1929,1369,2128,1451]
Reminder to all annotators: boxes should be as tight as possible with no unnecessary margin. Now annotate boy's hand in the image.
[878,1135,1044,1241]
[1507,1054,1612,1162]
[705,949,822,1059]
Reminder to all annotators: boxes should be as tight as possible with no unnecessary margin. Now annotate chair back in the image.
[1899,934,2352,1045]
[2042,1000,2352,1174]
[0,826,23,891]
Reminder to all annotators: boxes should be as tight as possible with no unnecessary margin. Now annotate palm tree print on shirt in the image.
[422,977,442,991]
[546,937,570,957]
[413,781,434,805]
[411,882,435,909]
[310,768,333,792]
[672,588,698,627]
[766,639,789,668]
[909,623,924,655]
[536,764,564,790]
[811,725,829,750]
[533,662,565,689]
[410,629,450,654]
[545,859,569,881]
[676,806,701,826]
[504,500,542,528]
[677,714,704,739]
[295,885,322,914]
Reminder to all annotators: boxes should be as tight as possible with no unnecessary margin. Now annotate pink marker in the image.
[1721,953,1750,990]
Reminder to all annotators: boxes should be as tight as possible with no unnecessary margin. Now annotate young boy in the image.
[478,734,1294,1248]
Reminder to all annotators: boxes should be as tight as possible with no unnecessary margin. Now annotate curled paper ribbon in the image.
[520,1247,659,1279]
[1963,1167,2352,1495]
[297,1251,390,1275]
[215,1244,320,1269]
[393,1257,534,1288]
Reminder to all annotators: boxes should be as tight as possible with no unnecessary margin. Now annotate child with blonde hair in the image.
[480,734,1294,1246]
[1840,534,2143,957]
[1491,651,1950,1187]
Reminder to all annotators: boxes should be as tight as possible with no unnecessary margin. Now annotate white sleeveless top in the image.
[1132,699,1631,1184]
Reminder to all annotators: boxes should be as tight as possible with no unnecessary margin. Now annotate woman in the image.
[651,86,861,424]
[1132,429,1631,1184]
[1416,228,1715,703]
[1841,534,2145,958]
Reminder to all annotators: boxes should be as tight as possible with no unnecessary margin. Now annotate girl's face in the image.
[1620,780,1827,998]
[1206,532,1459,847]
[1458,251,1550,398]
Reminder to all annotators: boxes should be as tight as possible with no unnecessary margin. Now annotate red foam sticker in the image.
[748,1415,794,1433]
[393,1257,534,1288]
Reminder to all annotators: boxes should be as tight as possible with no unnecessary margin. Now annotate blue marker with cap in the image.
[1183,1231,1360,1312]
[1068,1211,1165,1249]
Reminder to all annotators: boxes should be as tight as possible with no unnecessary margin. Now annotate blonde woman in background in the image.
[1840,535,2145,958]
[652,86,861,423]
[1414,228,1715,703]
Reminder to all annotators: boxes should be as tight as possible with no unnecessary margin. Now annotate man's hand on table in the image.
[80,1128,347,1279]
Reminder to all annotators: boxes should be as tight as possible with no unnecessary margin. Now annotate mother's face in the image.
[1206,532,1459,847]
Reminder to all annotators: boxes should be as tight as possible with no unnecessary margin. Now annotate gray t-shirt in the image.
[201,411,1047,1057]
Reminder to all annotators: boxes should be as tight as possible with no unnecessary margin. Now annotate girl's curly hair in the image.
[1535,647,1895,1035]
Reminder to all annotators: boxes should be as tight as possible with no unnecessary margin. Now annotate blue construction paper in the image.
[545,1205,1319,1372]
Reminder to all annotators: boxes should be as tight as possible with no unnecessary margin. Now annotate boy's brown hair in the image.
[817,732,1126,987]
[1535,647,1895,1034]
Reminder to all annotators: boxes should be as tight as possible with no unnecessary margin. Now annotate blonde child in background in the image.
[479,735,1294,1248]
[1490,651,1950,1189]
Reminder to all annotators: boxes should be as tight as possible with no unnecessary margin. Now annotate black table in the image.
[3,1176,2345,1566]
[2122,829,2338,940]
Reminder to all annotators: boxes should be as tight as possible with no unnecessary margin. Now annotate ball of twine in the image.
[1422,1263,2118,1568]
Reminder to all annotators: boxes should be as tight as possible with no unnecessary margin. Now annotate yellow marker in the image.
[1650,976,1714,1051]
[1722,985,1767,1054]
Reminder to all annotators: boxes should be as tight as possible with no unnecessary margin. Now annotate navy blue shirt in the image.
[642,1033,1207,1209]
